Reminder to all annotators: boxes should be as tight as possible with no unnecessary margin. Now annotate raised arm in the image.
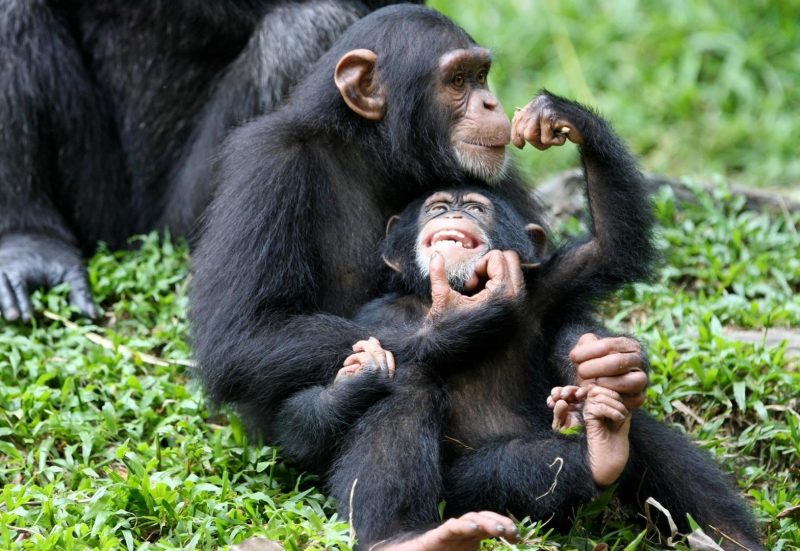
[512,91,656,304]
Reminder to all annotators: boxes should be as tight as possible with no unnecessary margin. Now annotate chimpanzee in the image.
[190,4,663,549]
[309,186,763,549]
[0,0,415,323]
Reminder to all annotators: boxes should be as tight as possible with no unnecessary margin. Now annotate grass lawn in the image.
[2,0,799,549]
[1,182,798,550]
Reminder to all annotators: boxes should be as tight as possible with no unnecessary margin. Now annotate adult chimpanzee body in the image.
[0,0,413,322]
[190,5,672,550]
[321,183,763,549]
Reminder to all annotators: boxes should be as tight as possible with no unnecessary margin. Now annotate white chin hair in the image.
[454,147,508,183]
[415,247,486,292]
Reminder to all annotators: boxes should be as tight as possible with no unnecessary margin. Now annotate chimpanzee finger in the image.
[595,370,648,397]
[510,109,527,149]
[620,392,646,410]
[540,116,556,145]
[570,335,641,364]
[342,352,363,367]
[554,385,588,403]
[65,266,97,319]
[385,349,396,378]
[9,274,32,323]
[456,511,518,539]
[524,115,547,150]
[481,250,510,285]
[362,337,389,373]
[502,250,524,295]
[336,365,360,379]
[552,399,570,430]
[351,339,369,353]
[0,273,20,321]
[585,401,629,424]
[585,388,628,417]
[428,252,452,302]
[577,352,644,380]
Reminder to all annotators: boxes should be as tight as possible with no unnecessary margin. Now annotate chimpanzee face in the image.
[415,190,494,291]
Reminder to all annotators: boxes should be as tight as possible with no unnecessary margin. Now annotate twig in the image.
[536,457,564,500]
[349,478,358,546]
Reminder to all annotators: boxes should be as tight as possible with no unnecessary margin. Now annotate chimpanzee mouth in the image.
[426,229,483,250]
[460,140,506,152]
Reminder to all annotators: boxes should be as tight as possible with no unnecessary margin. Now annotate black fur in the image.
[190,5,539,451]
[331,184,761,548]
[189,5,762,549]
[0,0,411,321]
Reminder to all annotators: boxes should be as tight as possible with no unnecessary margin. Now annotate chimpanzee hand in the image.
[510,93,585,150]
[0,233,97,322]
[547,384,587,431]
[427,249,524,321]
[336,337,396,382]
[583,385,631,486]
[569,333,648,410]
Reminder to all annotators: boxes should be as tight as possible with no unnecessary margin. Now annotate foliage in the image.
[429,0,800,189]
[1,183,798,549]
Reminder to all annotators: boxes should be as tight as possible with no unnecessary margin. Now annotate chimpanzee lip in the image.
[461,140,507,150]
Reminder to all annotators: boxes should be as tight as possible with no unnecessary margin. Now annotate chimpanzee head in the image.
[294,5,512,185]
[381,188,547,296]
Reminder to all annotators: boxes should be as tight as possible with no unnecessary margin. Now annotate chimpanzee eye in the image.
[428,203,447,213]
[452,73,465,88]
[476,70,488,85]
[466,203,485,213]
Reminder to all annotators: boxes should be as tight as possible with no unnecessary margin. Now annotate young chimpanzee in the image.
[325,184,763,550]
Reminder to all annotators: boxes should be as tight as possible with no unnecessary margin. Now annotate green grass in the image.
[1,182,798,550]
[2,2,799,547]
[429,0,800,189]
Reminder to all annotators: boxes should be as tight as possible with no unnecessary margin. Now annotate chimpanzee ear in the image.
[525,223,548,255]
[334,49,386,121]
[385,215,400,235]
[382,254,402,273]
[381,215,403,272]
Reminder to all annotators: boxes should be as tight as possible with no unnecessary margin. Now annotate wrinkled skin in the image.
[0,234,96,321]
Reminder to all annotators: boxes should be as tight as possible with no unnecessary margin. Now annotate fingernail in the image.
[496,524,505,532]
[469,522,479,530]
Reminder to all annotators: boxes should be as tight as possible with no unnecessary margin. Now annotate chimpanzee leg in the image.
[443,428,599,525]
[164,0,366,235]
[327,381,448,548]
[619,411,764,550]
[0,0,128,248]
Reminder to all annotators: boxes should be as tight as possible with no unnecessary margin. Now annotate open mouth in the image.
[424,229,484,251]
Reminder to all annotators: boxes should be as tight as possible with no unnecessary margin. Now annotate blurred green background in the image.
[429,0,800,190]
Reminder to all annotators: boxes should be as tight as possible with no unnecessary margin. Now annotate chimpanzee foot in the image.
[375,511,517,551]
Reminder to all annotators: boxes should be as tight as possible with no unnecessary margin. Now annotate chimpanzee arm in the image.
[0,2,127,321]
[513,92,656,306]
[355,293,522,376]
[191,125,398,464]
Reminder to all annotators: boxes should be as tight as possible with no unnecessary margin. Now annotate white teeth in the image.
[433,240,464,249]
[435,230,466,239]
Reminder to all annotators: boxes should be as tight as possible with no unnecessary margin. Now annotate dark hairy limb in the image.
[514,92,656,305]
[620,412,765,551]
